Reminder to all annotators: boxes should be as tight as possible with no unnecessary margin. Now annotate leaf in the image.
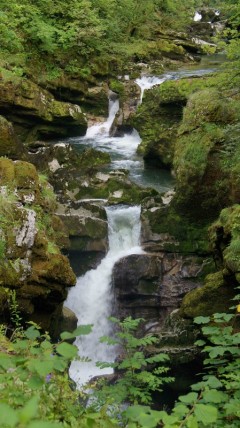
[28,374,44,389]
[25,326,40,340]
[187,415,199,428]
[203,389,227,403]
[179,392,198,404]
[18,396,39,423]
[29,359,54,377]
[73,324,93,336]
[204,375,222,389]
[60,331,76,340]
[0,404,18,427]
[173,404,189,417]
[195,404,218,425]
[194,340,206,346]
[28,422,62,428]
[194,316,210,324]
[56,342,78,359]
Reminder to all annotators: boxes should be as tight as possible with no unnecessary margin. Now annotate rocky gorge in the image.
[0,10,239,390]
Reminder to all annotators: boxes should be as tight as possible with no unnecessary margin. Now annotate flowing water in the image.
[65,56,224,386]
[65,205,143,387]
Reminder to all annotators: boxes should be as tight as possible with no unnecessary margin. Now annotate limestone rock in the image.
[113,252,207,325]
[0,77,87,141]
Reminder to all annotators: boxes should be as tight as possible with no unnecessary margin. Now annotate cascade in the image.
[85,97,119,139]
[135,75,169,103]
[65,205,143,387]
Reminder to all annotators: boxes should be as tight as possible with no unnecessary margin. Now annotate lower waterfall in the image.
[65,205,143,387]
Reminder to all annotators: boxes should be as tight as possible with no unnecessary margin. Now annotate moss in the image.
[179,272,236,318]
[31,254,76,286]
[0,116,24,159]
[15,161,39,189]
[179,89,236,132]
[75,176,158,205]
[78,148,111,170]
[209,205,240,281]
[143,205,210,254]
[0,158,15,184]
[109,80,125,97]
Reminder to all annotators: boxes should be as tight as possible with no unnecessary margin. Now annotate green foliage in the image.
[94,317,173,413]
[125,296,240,427]
[0,322,115,428]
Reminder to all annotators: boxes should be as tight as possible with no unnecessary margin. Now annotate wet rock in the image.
[57,203,108,252]
[113,252,209,325]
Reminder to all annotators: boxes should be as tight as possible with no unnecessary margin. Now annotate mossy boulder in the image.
[0,116,25,159]
[0,76,87,141]
[142,204,210,255]
[179,272,235,318]
[173,89,240,220]
[209,205,240,283]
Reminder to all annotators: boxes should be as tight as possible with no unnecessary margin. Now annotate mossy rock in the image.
[78,148,111,170]
[0,116,25,159]
[31,254,76,286]
[209,205,240,278]
[142,204,210,254]
[0,157,15,184]
[14,161,39,189]
[0,77,87,141]
[179,272,236,318]
[179,89,237,132]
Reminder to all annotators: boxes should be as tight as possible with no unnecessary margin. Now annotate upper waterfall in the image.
[135,75,168,103]
[85,97,119,139]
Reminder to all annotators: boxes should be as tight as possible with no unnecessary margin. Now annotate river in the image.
[64,54,224,387]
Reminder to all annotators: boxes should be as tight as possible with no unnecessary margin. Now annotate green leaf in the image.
[194,340,206,346]
[73,324,93,336]
[173,404,189,417]
[25,326,40,340]
[179,392,198,404]
[194,316,210,325]
[56,342,78,359]
[28,422,62,428]
[29,359,54,377]
[187,415,199,428]
[195,404,218,426]
[0,404,18,427]
[60,331,75,340]
[203,376,222,389]
[28,375,44,389]
[203,389,227,403]
[18,396,39,423]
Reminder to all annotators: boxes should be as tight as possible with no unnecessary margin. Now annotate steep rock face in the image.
[0,158,75,335]
[113,252,208,326]
[0,77,87,141]
[56,201,108,253]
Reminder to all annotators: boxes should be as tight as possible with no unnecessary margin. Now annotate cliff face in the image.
[0,157,76,335]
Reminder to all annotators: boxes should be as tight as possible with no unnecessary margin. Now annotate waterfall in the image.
[193,11,202,22]
[135,75,167,103]
[65,205,143,387]
[85,97,119,139]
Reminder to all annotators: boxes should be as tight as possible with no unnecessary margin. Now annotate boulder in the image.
[0,116,25,159]
[113,252,209,325]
